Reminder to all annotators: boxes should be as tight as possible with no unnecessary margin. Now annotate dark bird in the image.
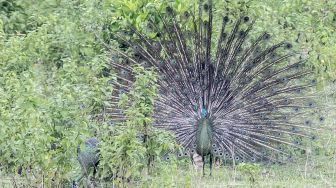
[72,137,99,187]
[106,0,322,176]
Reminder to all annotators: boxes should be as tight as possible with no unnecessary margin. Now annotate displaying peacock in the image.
[106,0,323,176]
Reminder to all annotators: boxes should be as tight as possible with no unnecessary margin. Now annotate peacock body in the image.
[73,137,99,187]
[196,117,213,157]
[107,0,322,175]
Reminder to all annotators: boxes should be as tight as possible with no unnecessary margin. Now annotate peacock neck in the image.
[196,118,213,156]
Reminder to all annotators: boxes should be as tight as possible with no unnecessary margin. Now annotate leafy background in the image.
[0,0,335,187]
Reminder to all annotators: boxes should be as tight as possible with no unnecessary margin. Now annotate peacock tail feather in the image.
[104,0,323,163]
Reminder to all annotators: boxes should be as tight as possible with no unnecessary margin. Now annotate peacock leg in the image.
[209,154,213,176]
[92,164,98,182]
[93,167,97,177]
[190,153,194,166]
[202,156,205,177]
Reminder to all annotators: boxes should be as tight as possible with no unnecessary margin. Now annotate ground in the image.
[0,153,335,187]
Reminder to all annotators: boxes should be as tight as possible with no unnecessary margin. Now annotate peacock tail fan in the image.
[105,0,324,164]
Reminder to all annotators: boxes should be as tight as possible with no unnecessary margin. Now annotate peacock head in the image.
[201,107,207,118]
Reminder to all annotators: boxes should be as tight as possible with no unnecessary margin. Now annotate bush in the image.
[0,0,112,185]
[97,66,177,186]
[237,163,261,184]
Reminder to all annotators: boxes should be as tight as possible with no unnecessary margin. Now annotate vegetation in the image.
[0,0,112,186]
[98,66,177,187]
[0,0,335,187]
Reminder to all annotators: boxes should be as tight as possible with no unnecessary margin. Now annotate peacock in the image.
[72,137,99,187]
[105,0,323,176]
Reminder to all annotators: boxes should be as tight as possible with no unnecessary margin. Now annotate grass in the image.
[1,160,335,188]
[141,155,336,188]
[0,145,335,187]
[1,125,335,188]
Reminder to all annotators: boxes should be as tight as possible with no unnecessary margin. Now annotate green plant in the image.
[0,0,113,186]
[237,163,261,184]
[98,124,146,186]
[98,65,176,186]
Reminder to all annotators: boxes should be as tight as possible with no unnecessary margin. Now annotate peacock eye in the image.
[239,30,245,37]
[308,102,315,108]
[304,120,311,126]
[223,16,229,23]
[203,3,209,11]
[184,11,190,18]
[296,88,302,94]
[263,33,271,40]
[281,77,289,83]
[293,107,300,112]
[319,116,325,122]
[285,42,293,49]
[108,121,115,126]
[166,6,173,14]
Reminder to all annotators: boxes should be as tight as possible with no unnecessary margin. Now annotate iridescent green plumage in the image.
[196,118,214,175]
[196,118,213,157]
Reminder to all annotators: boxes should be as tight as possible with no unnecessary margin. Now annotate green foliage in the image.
[237,163,261,184]
[123,65,157,126]
[0,0,112,185]
[98,66,176,185]
[98,124,146,184]
[0,0,27,33]
[142,155,191,187]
